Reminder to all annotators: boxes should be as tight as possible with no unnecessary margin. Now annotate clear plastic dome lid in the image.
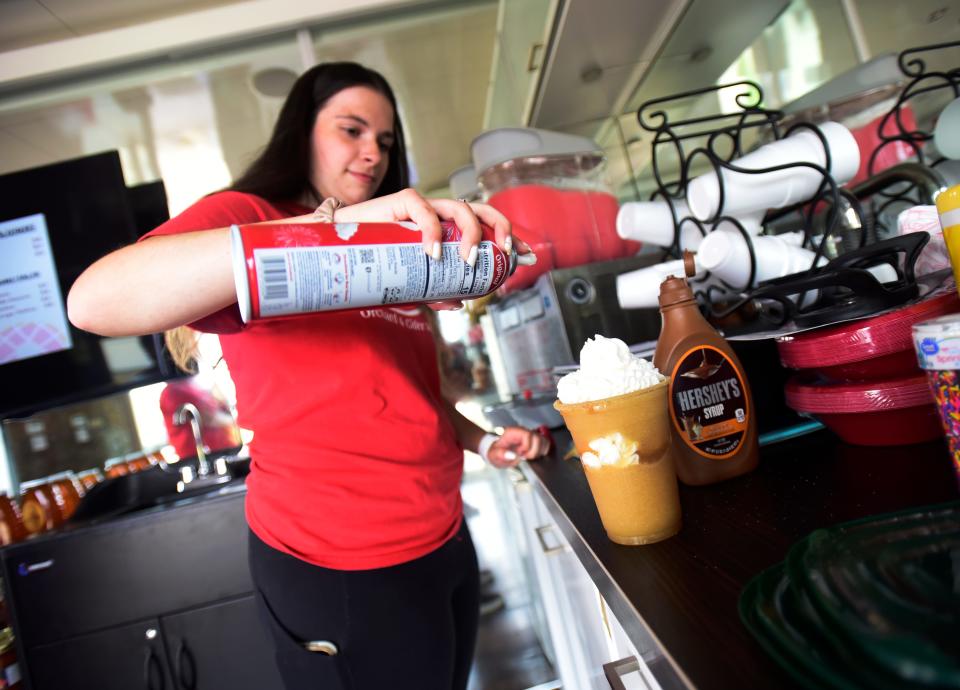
[471,127,608,197]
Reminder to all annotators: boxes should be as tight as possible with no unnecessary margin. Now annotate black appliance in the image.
[0,152,179,419]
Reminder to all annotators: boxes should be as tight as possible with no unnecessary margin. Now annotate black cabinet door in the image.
[27,618,171,690]
[2,492,252,647]
[160,596,281,690]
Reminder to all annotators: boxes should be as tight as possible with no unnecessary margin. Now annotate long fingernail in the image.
[466,245,478,268]
[431,241,442,261]
[504,450,517,461]
[504,236,513,255]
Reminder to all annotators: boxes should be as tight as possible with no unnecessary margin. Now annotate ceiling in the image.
[1,0,242,50]
[2,0,957,203]
[0,0,505,196]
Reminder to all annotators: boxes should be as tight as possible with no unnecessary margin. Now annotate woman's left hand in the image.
[485,426,552,469]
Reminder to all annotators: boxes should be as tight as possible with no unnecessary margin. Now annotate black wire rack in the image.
[869,39,960,176]
[632,41,960,330]
[862,40,960,234]
[636,80,847,316]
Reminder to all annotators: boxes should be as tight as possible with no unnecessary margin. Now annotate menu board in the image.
[0,213,72,365]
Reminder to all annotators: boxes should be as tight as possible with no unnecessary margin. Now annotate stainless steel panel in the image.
[488,255,665,397]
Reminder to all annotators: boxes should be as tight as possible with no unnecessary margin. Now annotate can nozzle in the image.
[516,251,537,266]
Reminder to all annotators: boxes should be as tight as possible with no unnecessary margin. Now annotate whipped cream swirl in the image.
[557,334,664,404]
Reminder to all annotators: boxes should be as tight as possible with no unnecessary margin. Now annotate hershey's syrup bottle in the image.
[653,253,759,485]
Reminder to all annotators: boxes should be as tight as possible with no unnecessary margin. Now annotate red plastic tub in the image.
[784,374,942,446]
[776,291,960,381]
[488,185,638,293]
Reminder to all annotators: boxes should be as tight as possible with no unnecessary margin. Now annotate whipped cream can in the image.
[231,220,526,322]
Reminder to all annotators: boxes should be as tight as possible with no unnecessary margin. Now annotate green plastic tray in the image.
[741,501,960,689]
[787,502,960,687]
[740,563,912,690]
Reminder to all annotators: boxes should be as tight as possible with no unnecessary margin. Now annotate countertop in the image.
[521,428,960,689]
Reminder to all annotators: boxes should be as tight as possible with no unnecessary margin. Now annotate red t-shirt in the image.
[143,191,464,570]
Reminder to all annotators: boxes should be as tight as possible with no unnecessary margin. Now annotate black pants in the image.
[248,521,480,690]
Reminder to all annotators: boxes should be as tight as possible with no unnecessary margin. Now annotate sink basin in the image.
[70,452,250,524]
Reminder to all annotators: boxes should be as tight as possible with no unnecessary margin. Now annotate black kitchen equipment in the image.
[69,446,247,524]
[734,232,928,330]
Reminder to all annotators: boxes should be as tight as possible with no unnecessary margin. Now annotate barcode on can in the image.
[259,255,290,301]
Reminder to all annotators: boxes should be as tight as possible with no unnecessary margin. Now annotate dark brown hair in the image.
[229,61,409,205]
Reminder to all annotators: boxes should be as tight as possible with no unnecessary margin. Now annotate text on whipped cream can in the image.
[231,220,532,322]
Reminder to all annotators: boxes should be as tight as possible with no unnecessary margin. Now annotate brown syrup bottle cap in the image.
[658,274,694,308]
[658,250,698,308]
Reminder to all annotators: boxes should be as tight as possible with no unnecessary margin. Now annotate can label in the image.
[668,345,750,459]
[232,221,509,321]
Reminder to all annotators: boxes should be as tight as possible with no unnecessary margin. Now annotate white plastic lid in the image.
[470,127,600,175]
[913,313,960,370]
[231,225,253,324]
[913,313,960,338]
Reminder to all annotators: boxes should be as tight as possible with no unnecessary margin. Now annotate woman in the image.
[67,62,549,690]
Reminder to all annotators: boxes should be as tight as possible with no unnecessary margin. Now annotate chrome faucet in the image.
[173,403,211,477]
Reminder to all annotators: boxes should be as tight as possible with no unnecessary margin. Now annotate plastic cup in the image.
[697,228,824,286]
[616,258,692,309]
[553,379,682,545]
[686,121,860,220]
[912,314,960,484]
[616,200,703,250]
[615,257,740,310]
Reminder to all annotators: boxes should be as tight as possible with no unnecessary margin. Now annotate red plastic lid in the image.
[776,291,960,369]
[785,374,935,413]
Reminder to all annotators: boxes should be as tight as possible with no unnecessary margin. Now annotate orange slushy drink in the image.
[554,336,681,545]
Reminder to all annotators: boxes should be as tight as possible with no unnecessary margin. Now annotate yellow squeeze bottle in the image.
[937,184,960,296]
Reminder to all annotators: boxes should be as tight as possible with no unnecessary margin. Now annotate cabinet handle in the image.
[603,656,652,690]
[303,640,339,655]
[143,647,165,690]
[506,467,527,486]
[174,640,197,690]
[526,42,544,72]
[534,524,565,555]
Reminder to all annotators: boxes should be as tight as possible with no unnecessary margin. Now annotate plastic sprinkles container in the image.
[912,314,960,481]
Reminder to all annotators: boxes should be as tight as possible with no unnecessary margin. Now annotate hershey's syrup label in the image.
[668,345,749,459]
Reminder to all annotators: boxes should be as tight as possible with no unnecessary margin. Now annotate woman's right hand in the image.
[332,188,514,266]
